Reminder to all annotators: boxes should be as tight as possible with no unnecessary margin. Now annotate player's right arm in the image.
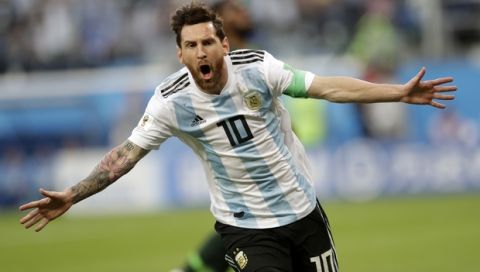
[19,140,149,232]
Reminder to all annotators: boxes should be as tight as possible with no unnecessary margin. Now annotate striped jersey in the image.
[129,49,317,229]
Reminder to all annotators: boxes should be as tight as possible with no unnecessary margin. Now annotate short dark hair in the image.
[170,2,226,47]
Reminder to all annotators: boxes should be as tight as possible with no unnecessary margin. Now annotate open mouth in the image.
[199,64,213,80]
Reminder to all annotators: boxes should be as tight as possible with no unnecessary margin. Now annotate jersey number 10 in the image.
[217,115,254,147]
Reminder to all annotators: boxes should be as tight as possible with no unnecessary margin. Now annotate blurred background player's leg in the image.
[173,232,229,272]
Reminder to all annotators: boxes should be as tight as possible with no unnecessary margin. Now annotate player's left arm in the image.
[307,67,457,109]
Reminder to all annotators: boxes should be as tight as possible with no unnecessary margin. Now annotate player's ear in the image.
[222,37,230,55]
[177,46,184,64]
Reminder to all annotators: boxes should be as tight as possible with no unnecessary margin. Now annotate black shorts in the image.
[215,201,338,272]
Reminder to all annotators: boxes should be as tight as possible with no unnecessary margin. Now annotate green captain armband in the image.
[283,63,309,98]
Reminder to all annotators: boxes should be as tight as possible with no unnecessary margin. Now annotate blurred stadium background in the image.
[0,0,479,271]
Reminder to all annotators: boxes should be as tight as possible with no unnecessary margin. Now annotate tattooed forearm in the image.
[70,141,147,203]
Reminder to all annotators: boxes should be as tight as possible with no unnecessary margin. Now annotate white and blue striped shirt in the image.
[129,49,317,229]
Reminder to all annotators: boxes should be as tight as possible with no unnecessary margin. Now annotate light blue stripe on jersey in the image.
[263,108,316,201]
[262,105,316,203]
[212,90,296,226]
[240,69,317,208]
[172,93,257,227]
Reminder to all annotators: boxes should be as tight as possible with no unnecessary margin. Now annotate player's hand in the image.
[400,67,457,109]
[19,188,73,232]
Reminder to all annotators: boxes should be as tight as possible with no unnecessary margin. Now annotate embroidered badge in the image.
[243,90,262,111]
[139,114,153,130]
[234,249,248,270]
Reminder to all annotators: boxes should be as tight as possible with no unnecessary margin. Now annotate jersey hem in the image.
[214,203,317,230]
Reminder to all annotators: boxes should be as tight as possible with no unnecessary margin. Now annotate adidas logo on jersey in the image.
[191,115,206,127]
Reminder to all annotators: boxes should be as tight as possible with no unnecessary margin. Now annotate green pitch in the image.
[1,193,479,272]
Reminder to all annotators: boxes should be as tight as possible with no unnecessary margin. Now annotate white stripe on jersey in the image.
[129,49,317,229]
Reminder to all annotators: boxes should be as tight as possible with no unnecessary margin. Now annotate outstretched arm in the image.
[69,140,149,203]
[307,67,456,108]
[19,140,150,232]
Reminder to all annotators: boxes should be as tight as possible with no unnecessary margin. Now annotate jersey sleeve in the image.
[263,51,315,98]
[128,89,173,150]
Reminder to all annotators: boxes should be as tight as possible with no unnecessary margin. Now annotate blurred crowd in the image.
[0,0,424,74]
[2,0,480,74]
[1,0,169,73]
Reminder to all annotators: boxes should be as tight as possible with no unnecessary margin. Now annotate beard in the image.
[190,57,226,93]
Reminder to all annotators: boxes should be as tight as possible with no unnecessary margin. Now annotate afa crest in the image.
[243,90,262,111]
[234,249,248,270]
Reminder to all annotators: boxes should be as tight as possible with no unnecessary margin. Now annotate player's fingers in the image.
[20,208,39,224]
[18,198,46,211]
[434,85,457,92]
[406,67,426,88]
[40,189,61,199]
[433,94,455,100]
[430,101,446,109]
[23,213,44,229]
[413,67,426,82]
[35,218,50,232]
[426,77,454,86]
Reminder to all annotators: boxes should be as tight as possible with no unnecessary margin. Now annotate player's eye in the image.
[203,39,214,46]
[185,42,196,48]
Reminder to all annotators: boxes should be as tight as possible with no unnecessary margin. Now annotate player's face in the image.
[177,22,230,94]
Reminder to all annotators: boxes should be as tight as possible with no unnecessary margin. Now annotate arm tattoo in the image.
[70,141,145,203]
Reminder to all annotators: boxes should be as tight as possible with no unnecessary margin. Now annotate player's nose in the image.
[196,45,207,59]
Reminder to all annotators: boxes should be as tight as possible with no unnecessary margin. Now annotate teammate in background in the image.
[19,2,456,272]
[172,232,230,272]
[212,0,254,50]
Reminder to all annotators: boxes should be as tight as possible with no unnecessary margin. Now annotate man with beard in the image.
[19,2,456,272]
[175,2,256,271]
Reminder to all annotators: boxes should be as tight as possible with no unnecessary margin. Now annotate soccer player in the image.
[19,2,456,271]
[174,2,256,271]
